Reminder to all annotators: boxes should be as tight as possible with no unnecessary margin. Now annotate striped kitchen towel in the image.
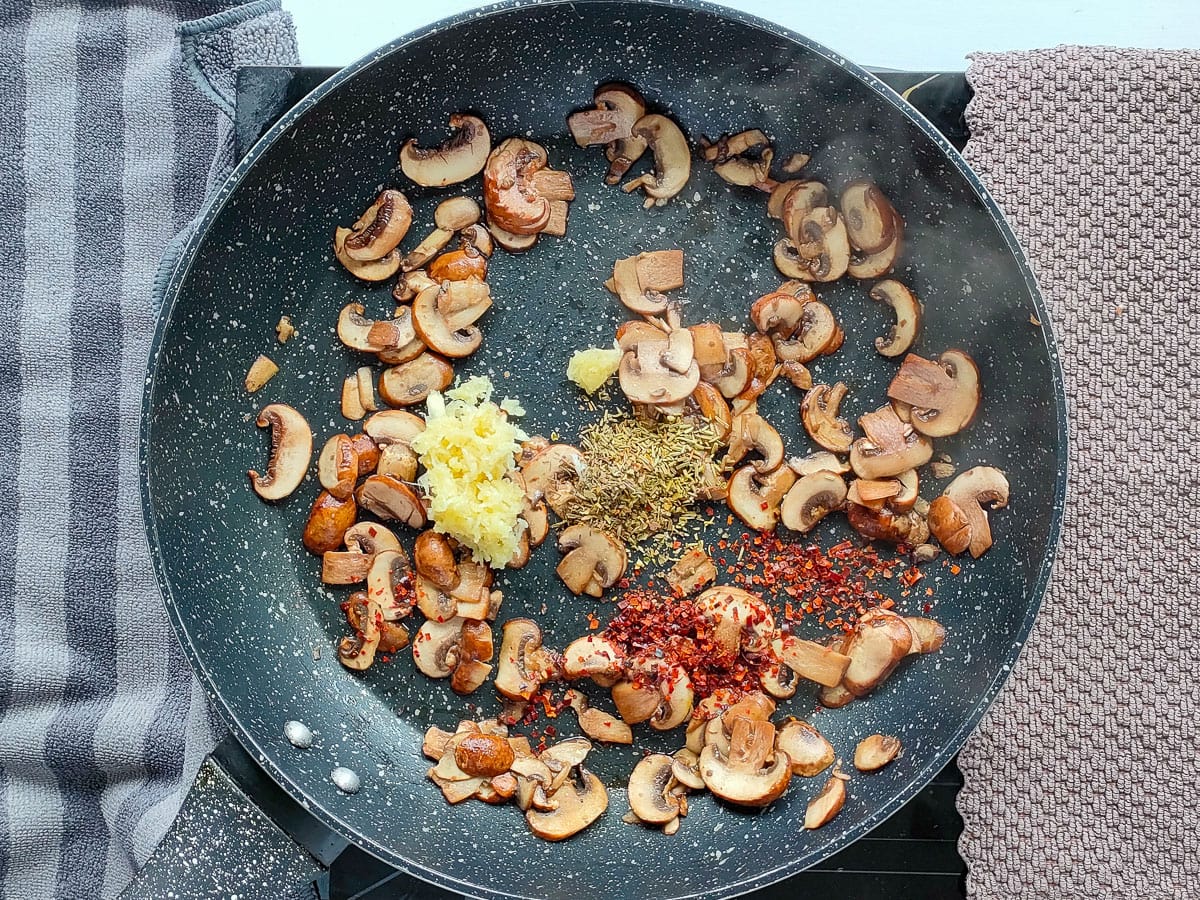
[0,2,297,898]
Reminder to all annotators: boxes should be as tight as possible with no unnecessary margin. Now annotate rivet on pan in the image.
[284,720,314,749]
[331,766,361,794]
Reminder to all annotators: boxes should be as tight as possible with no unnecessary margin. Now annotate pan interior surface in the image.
[143,3,1066,898]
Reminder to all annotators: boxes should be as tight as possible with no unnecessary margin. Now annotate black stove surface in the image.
[229,65,972,900]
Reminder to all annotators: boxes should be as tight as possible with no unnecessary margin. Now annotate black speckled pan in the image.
[141,1,1067,897]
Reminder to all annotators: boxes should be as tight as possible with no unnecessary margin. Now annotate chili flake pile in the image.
[720,534,925,632]
[560,413,721,563]
[602,588,775,699]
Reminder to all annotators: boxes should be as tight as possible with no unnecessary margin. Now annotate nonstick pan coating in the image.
[142,2,1067,897]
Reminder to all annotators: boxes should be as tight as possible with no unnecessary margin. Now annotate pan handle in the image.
[119,734,348,900]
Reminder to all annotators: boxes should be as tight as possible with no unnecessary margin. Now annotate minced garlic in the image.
[411,376,527,566]
[567,343,622,394]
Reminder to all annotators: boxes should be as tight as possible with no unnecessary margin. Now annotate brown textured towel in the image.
[957,48,1200,899]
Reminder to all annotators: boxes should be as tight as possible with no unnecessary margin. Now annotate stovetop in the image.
[218,65,973,900]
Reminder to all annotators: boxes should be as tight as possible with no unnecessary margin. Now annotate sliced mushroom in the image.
[356,474,428,528]
[564,690,633,744]
[938,466,1009,557]
[773,237,809,280]
[459,223,494,258]
[699,717,791,808]
[688,322,727,369]
[687,382,733,443]
[366,548,413,620]
[321,550,371,585]
[726,412,784,473]
[776,718,835,777]
[562,635,624,684]
[650,665,694,731]
[817,682,855,709]
[494,618,558,701]
[342,190,412,261]
[525,768,608,841]
[413,616,464,678]
[364,409,425,447]
[701,129,773,186]
[400,227,455,273]
[341,373,366,420]
[333,227,400,282]
[244,354,278,393]
[345,589,408,654]
[760,638,799,699]
[556,524,627,598]
[302,490,357,555]
[622,114,690,207]
[249,403,312,501]
[801,383,854,454]
[903,617,946,654]
[378,352,454,407]
[411,284,488,358]
[773,298,842,364]
[841,607,913,697]
[605,249,684,316]
[849,404,934,480]
[375,443,417,481]
[317,434,359,500]
[451,620,495,695]
[788,450,851,478]
[415,576,458,624]
[780,181,831,240]
[597,83,649,183]
[618,338,700,406]
[790,206,850,282]
[428,248,487,283]
[780,470,847,533]
[750,291,808,338]
[336,303,416,354]
[344,521,402,557]
[847,211,904,279]
[694,587,775,656]
[628,754,682,824]
[870,280,922,358]
[431,196,481,233]
[846,503,929,546]
[886,350,981,438]
[486,219,538,253]
[521,443,584,517]
[483,137,551,235]
[854,734,901,772]
[848,477,901,510]
[804,772,847,829]
[399,114,490,187]
[611,680,661,725]
[666,548,718,596]
[540,200,569,236]
[708,347,753,399]
[338,595,381,671]
[413,529,460,591]
[726,465,796,532]
[839,180,897,254]
[778,634,852,688]
[671,749,706,791]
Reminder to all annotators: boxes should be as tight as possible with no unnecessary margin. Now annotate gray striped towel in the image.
[0,2,297,898]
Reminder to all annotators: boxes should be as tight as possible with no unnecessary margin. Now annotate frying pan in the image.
[140,1,1068,897]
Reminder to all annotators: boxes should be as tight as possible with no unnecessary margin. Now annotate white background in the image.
[283,0,1198,70]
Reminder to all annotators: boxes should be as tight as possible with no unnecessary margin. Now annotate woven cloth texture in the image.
[957,47,1199,900]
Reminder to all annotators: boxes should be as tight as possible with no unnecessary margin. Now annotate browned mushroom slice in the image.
[355,474,428,529]
[780,180,831,239]
[622,114,691,207]
[686,381,732,443]
[366,548,413,620]
[450,620,494,695]
[846,502,929,546]
[520,443,584,517]
[249,404,312,501]
[399,114,490,187]
[726,413,784,473]
[364,409,424,448]
[938,466,1010,557]
[486,219,539,254]
[870,280,922,358]
[605,249,684,316]
[494,618,559,701]
[564,690,633,745]
[886,350,981,438]
[854,734,901,772]
[699,717,791,808]
[790,206,850,282]
[349,433,380,474]
[726,465,796,532]
[597,83,649,183]
[338,594,382,671]
[666,548,718,596]
[483,137,551,235]
[903,617,946,654]
[427,248,487,284]
[772,237,809,280]
[735,333,778,410]
[804,772,847,829]
[413,530,460,591]
[708,347,753,399]
[411,284,488,359]
[841,607,913,697]
[760,638,799,699]
[302,490,357,555]
[378,352,454,407]
[344,521,402,556]
[453,731,513,778]
[750,291,808,338]
[373,444,416,481]
[776,718,835,777]
[618,340,699,406]
[321,550,370,585]
[694,586,775,656]
[525,768,608,841]
[839,180,897,254]
[414,576,458,624]
[892,469,920,512]
[611,679,661,725]
[848,210,904,279]
[556,525,627,598]
[774,300,842,364]
[422,725,457,761]
[413,617,464,678]
[562,635,624,684]
[801,383,855,454]
[780,470,847,533]
[847,477,901,510]
[650,665,694,731]
[431,196,482,232]
[342,190,412,261]
[336,303,416,354]
[788,450,851,477]
[333,227,400,281]
[628,754,683,824]
[568,106,634,147]
[317,434,358,500]
[542,200,569,237]
[701,129,773,186]
[817,682,855,709]
[778,635,852,688]
[688,322,727,369]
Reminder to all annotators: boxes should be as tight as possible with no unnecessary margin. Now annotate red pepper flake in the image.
[950,564,961,575]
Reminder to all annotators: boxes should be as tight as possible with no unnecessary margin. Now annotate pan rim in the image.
[140,1,1069,897]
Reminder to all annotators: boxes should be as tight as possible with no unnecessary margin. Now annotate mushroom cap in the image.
[412,616,464,678]
[903,616,947,654]
[671,749,706,791]
[726,464,797,532]
[943,465,1009,558]
[414,530,461,591]
[317,434,359,500]
[249,403,313,501]
[301,490,357,555]
[525,768,608,841]
[854,734,902,772]
[841,607,913,697]
[776,718,835,777]
[780,181,831,241]
[780,470,848,533]
[433,196,482,231]
[886,350,981,438]
[870,279,922,358]
[400,113,490,188]
[628,754,682,824]
[483,137,551,235]
[708,346,753,399]
[803,773,848,829]
[801,383,855,454]
[355,474,428,529]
